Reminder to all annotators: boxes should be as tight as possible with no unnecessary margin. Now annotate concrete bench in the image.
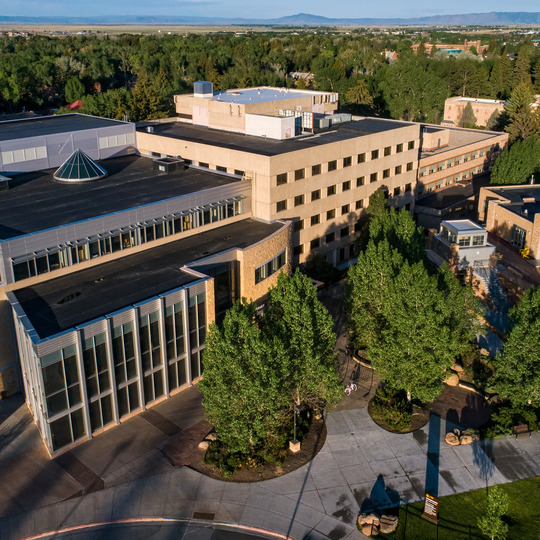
[513,424,531,439]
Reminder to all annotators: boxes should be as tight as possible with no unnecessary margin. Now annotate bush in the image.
[370,387,413,431]
[484,402,539,439]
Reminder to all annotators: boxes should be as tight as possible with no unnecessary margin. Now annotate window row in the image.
[418,144,498,178]
[275,147,416,186]
[11,198,244,282]
[254,250,287,284]
[418,166,484,195]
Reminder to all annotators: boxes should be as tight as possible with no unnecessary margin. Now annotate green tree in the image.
[264,269,342,410]
[129,70,165,122]
[64,76,86,103]
[199,300,286,455]
[489,55,514,99]
[504,82,540,142]
[493,287,540,407]
[345,79,373,107]
[490,137,540,185]
[477,485,509,540]
[486,109,502,131]
[459,101,478,128]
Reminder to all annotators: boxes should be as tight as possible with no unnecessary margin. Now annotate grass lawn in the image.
[385,477,540,539]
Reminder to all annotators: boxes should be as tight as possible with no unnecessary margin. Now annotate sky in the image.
[2,0,540,19]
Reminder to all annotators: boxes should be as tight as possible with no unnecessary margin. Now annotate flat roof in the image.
[143,117,415,158]
[0,155,240,240]
[488,186,540,223]
[416,175,490,211]
[420,127,504,159]
[211,87,331,105]
[448,97,505,105]
[13,218,284,339]
[0,114,130,143]
[442,219,484,233]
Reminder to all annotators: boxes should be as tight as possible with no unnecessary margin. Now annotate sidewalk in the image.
[2,387,540,540]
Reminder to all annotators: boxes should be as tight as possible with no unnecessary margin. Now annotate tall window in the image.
[328,160,337,172]
[165,302,187,391]
[343,156,352,167]
[41,345,86,451]
[112,322,139,418]
[139,311,164,404]
[188,293,206,380]
[312,164,321,176]
[295,168,305,181]
[83,334,113,433]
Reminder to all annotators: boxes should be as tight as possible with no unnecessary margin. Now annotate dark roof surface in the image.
[415,175,490,211]
[490,186,540,222]
[13,219,284,339]
[142,117,415,157]
[0,114,129,142]
[0,155,240,240]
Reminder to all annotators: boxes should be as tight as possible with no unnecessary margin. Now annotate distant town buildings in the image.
[411,39,488,55]
[442,97,506,128]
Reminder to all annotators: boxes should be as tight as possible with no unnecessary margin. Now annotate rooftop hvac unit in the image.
[152,157,185,173]
[194,81,213,98]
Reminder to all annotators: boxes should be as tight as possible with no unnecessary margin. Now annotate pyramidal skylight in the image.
[53,149,107,183]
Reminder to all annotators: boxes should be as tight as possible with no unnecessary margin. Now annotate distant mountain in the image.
[1,11,540,26]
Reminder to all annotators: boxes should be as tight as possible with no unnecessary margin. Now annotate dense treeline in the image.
[1,31,540,122]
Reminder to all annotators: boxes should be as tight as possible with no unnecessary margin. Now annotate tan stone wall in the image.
[486,202,535,252]
[205,278,216,328]
[418,132,508,192]
[444,99,505,128]
[236,222,292,302]
[175,91,338,133]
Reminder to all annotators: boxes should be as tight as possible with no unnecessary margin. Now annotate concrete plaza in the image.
[1,383,539,540]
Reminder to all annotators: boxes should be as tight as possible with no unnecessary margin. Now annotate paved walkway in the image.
[2,394,540,540]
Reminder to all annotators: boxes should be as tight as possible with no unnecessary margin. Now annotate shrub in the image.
[370,387,413,431]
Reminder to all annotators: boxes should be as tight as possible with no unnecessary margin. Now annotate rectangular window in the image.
[356,200,363,209]
[327,209,336,220]
[343,156,352,167]
[326,232,335,244]
[358,153,366,163]
[340,226,349,238]
[408,141,415,150]
[429,164,437,174]
[395,165,402,175]
[370,172,378,183]
[294,195,304,207]
[199,162,209,168]
[407,162,414,171]
[341,204,350,215]
[438,162,445,171]
[472,236,485,246]
[458,236,471,247]
[277,173,288,185]
[295,168,305,181]
[293,219,304,232]
[328,160,337,172]
[447,158,454,168]
[312,164,321,176]
[394,187,401,196]
[383,169,390,179]
[420,167,427,177]
[371,149,379,160]
[357,176,365,187]
[310,238,320,249]
[276,200,287,212]
[216,165,227,173]
[234,169,244,176]
[405,183,412,192]
[311,189,321,201]
[311,214,320,226]
[396,143,403,153]
[254,249,287,284]
[327,185,336,196]
[293,245,304,256]
[384,146,391,156]
[342,180,351,191]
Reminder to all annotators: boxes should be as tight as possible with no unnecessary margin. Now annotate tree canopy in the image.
[346,206,481,403]
[200,270,341,459]
[493,287,540,407]
[490,137,540,185]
